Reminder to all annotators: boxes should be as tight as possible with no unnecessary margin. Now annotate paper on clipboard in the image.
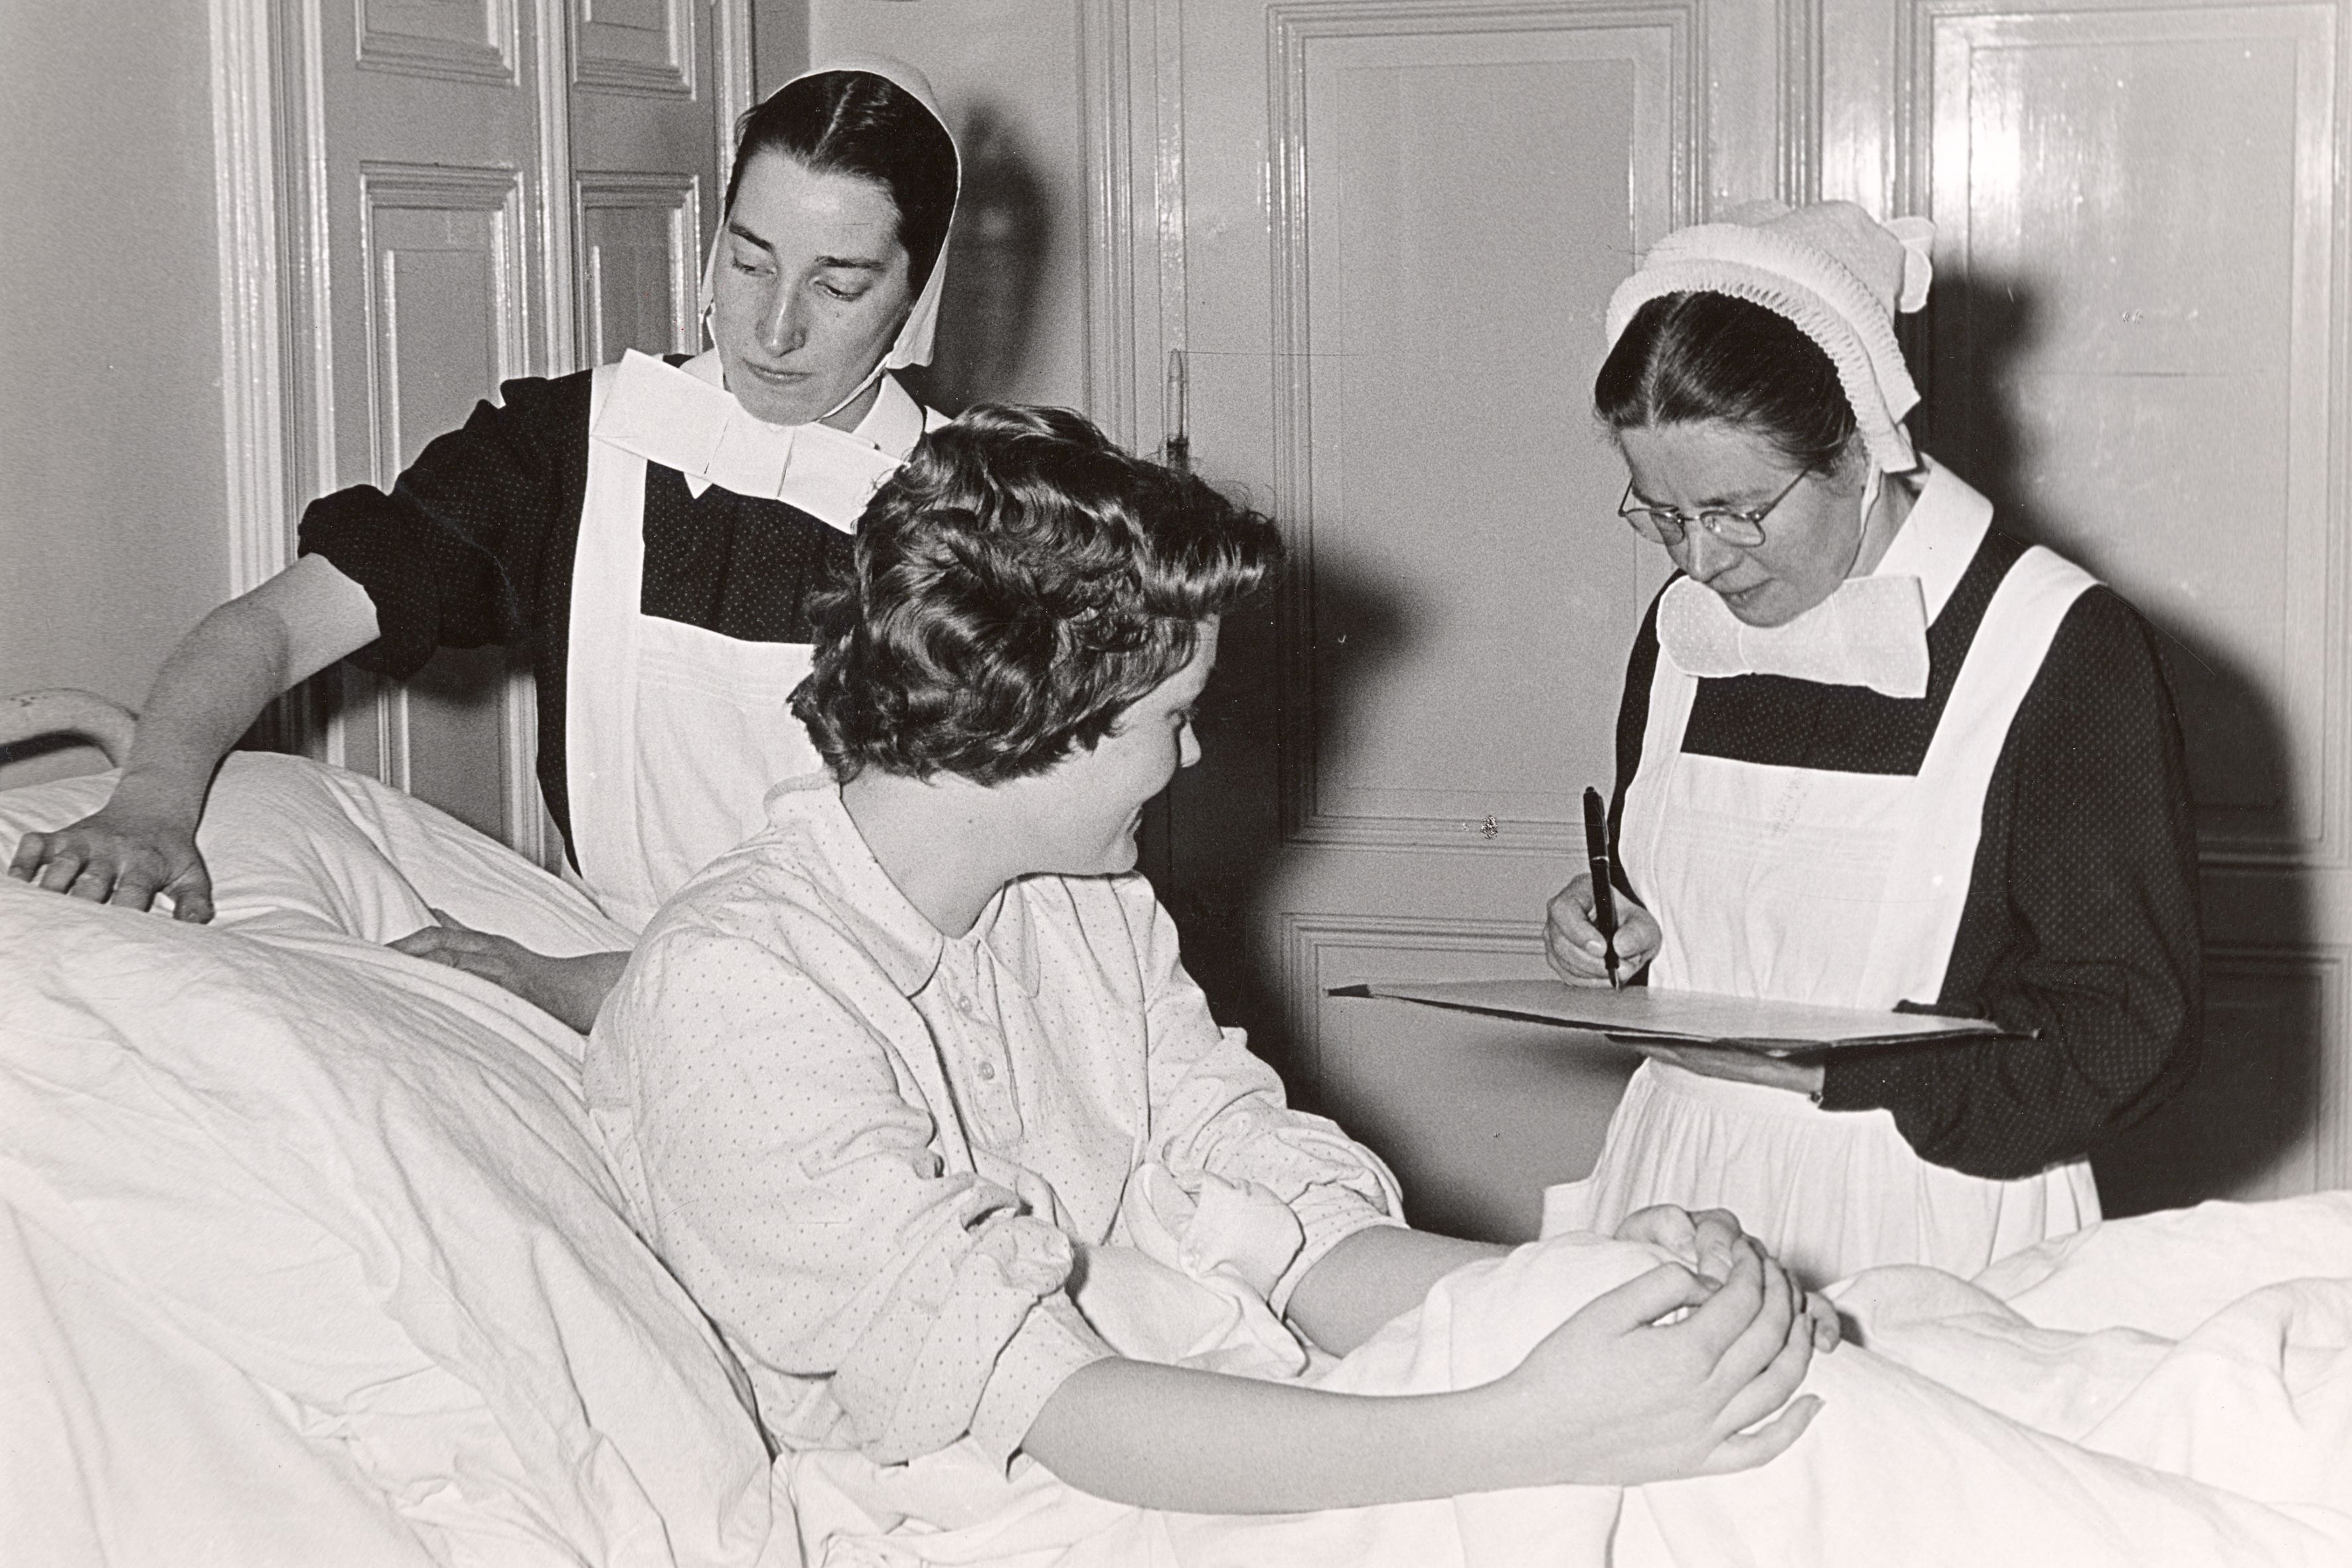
[1328,978,2005,1057]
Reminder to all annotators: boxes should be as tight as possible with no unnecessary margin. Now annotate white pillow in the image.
[0,758,780,1565]
[0,751,629,957]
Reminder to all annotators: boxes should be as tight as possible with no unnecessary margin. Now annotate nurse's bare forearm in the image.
[110,608,293,816]
[115,557,378,813]
[1285,1225,1506,1355]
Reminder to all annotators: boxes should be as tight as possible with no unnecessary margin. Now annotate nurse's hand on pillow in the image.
[1637,1040,1826,1099]
[8,795,214,922]
[1545,872,1662,986]
[393,909,629,1034]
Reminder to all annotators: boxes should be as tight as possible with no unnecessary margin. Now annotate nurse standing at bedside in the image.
[7,58,959,1030]
[1540,202,2204,1288]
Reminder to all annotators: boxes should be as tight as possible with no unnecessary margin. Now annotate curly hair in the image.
[793,405,1281,783]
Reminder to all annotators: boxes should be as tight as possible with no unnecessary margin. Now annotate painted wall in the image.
[751,0,811,96]
[807,0,1095,415]
[0,0,229,787]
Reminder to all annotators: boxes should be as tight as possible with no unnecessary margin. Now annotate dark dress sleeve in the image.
[1816,588,2205,1179]
[296,370,591,680]
[1605,588,1665,909]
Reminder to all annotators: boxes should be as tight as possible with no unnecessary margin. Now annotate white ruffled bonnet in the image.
[1604,201,1936,472]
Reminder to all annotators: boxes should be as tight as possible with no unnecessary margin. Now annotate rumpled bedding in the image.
[0,755,779,1567]
[6,756,2351,1568]
[788,1170,2352,1567]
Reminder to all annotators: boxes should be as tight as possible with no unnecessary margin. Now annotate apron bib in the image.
[565,351,931,931]
[1545,523,2101,1286]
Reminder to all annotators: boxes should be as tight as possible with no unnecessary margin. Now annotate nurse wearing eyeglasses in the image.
[1540,203,2204,1289]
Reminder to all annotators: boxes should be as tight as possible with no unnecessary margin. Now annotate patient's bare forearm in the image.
[1023,1357,1518,1514]
[1285,1225,1507,1355]
[1026,1244,1824,1510]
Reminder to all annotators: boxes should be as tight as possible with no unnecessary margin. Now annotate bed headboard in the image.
[1,689,137,767]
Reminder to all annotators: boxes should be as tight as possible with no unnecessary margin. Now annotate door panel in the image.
[1144,0,2352,1237]
[575,0,699,95]
[1914,4,2337,856]
[284,0,729,866]
[1280,32,1670,848]
[356,166,534,840]
[300,0,552,851]
[1822,0,2352,1208]
[1158,0,1777,1240]
[568,0,722,373]
[577,175,704,364]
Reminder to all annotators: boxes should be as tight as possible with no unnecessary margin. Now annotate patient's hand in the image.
[393,910,629,1033]
[7,799,215,922]
[1615,1204,1747,1281]
[1615,1205,1842,1351]
[1502,1244,1824,1484]
[1545,872,1661,986]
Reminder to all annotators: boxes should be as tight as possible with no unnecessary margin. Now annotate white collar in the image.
[591,349,921,528]
[1869,457,1992,625]
[1653,454,1992,699]
[761,775,1043,999]
[673,348,926,500]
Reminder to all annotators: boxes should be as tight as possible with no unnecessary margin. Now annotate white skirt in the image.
[1540,1060,2099,1289]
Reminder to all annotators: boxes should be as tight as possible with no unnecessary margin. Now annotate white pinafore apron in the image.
[565,349,939,932]
[1543,472,2101,1287]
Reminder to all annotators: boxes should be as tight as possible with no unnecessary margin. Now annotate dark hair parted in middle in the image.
[727,70,960,297]
[794,405,1282,784]
[1595,291,1859,473]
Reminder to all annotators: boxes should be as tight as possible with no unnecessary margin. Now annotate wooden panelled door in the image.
[1131,0,2351,1240]
[279,0,734,867]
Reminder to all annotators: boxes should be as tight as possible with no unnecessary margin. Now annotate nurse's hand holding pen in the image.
[1545,872,1663,986]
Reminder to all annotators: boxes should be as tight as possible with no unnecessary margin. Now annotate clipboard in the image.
[1328,978,2007,1058]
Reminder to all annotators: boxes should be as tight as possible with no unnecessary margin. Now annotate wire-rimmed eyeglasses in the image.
[1616,466,1811,548]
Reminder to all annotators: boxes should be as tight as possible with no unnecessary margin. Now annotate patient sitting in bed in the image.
[583,404,1838,1516]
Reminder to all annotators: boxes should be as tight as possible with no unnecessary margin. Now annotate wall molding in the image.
[716,0,755,179]
[1777,0,1821,201]
[357,163,532,483]
[1277,910,1548,1085]
[208,0,291,601]
[2098,941,2352,1204]
[2208,943,2350,1195]
[574,171,704,362]
[572,0,695,98]
[1079,0,1141,449]
[356,0,520,85]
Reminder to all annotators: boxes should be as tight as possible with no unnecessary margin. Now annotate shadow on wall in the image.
[1156,559,1421,1068]
[1911,270,2317,1217]
[900,104,1054,414]
[1158,501,1638,1247]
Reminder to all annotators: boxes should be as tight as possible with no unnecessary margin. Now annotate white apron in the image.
[564,349,939,932]
[1543,471,2101,1287]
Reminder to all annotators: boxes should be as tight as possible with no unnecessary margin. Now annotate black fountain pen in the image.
[1581,787,1621,989]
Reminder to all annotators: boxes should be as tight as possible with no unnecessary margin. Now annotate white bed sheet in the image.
[786,1171,2352,1567]
[0,755,781,1567]
[7,755,2350,1568]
